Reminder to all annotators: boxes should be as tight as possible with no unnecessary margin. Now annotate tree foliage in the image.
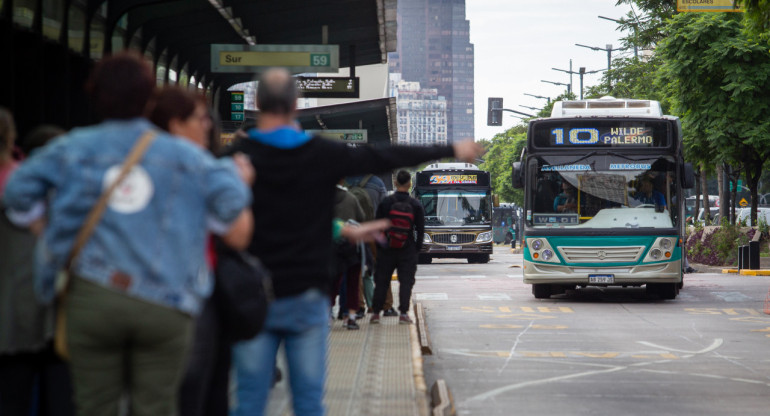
[478,127,527,205]
[657,12,770,225]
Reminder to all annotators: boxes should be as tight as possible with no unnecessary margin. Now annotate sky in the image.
[467,0,636,141]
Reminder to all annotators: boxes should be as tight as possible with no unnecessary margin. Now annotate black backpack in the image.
[386,198,415,249]
[214,240,274,342]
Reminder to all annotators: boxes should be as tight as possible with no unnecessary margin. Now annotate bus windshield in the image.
[416,190,491,226]
[527,155,678,229]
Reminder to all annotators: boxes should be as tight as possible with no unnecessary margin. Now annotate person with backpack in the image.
[370,170,424,325]
[332,180,366,330]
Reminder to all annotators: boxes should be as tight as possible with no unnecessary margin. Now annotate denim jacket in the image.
[3,118,251,315]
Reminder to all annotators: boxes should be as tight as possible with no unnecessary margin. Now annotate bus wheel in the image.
[418,255,432,264]
[532,284,552,299]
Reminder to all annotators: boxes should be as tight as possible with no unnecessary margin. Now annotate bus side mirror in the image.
[682,163,695,189]
[512,161,523,189]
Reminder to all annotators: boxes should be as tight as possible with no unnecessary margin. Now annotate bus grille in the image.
[433,233,476,244]
[557,246,645,263]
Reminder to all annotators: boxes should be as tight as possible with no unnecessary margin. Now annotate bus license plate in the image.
[589,274,614,284]
[446,245,462,251]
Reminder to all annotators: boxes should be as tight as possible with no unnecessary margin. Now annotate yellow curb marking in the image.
[685,308,761,316]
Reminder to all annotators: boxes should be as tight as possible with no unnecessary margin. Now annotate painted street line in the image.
[477,294,512,300]
[460,275,486,279]
[416,275,440,279]
[415,293,448,300]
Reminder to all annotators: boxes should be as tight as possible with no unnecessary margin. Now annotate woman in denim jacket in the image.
[2,52,253,416]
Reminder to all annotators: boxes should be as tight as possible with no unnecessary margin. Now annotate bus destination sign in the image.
[532,120,669,149]
[429,175,478,185]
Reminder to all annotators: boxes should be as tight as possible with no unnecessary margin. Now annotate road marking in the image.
[685,308,761,316]
[416,275,439,279]
[477,294,511,300]
[415,293,448,300]
[478,324,568,330]
[711,292,753,302]
[460,275,486,279]
[520,306,574,313]
[729,316,770,323]
[506,274,522,278]
[636,338,723,354]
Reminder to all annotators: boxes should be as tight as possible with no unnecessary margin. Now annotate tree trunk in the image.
[693,167,701,224]
[718,164,726,222]
[746,158,762,227]
[700,166,709,224]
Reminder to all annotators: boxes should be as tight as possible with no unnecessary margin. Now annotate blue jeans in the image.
[231,289,330,416]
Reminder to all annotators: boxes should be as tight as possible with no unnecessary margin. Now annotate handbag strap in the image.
[64,130,157,270]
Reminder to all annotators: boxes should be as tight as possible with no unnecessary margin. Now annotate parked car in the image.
[735,207,770,225]
[695,207,720,225]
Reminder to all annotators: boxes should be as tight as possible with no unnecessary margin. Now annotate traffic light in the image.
[487,97,503,126]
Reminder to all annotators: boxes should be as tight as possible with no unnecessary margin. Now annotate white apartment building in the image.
[392,76,448,146]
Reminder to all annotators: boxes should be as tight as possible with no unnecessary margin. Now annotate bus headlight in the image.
[476,231,493,243]
[660,239,672,250]
[643,237,677,263]
[649,248,662,260]
[531,239,543,251]
[423,233,432,244]
[542,249,554,261]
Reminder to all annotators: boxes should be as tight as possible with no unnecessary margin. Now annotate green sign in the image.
[306,129,368,143]
[231,113,245,122]
[231,103,244,112]
[231,92,244,102]
[211,44,339,73]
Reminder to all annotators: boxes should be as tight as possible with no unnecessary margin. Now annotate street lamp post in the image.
[577,67,603,99]
[524,93,550,104]
[575,43,627,92]
[519,105,540,111]
[541,79,571,95]
[598,15,638,59]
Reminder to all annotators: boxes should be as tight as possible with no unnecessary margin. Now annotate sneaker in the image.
[370,313,380,324]
[399,314,413,324]
[383,308,399,317]
[345,318,360,330]
[355,308,366,320]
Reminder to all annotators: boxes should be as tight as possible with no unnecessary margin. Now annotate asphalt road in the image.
[417,246,770,416]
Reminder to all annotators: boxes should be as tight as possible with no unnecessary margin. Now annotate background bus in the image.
[413,163,493,263]
[492,203,519,245]
[512,97,694,299]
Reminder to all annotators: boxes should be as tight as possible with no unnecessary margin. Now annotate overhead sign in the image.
[677,0,743,12]
[306,129,367,144]
[211,44,339,73]
[296,77,359,98]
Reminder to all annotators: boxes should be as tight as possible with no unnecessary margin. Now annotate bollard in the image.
[738,245,748,270]
[749,241,760,270]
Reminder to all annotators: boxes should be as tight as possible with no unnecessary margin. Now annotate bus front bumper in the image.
[522,259,682,286]
[421,242,493,257]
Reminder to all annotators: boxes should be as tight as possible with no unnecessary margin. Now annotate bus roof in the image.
[550,96,663,118]
[422,162,480,171]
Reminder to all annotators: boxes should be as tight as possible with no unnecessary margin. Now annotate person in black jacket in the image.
[228,67,483,416]
[369,170,424,325]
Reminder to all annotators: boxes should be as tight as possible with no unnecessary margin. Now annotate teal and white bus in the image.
[512,97,694,299]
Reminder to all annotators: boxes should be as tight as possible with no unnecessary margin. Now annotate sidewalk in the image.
[266,283,428,416]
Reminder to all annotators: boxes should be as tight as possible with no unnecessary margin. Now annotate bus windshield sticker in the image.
[541,164,591,172]
[609,163,652,170]
[429,174,478,185]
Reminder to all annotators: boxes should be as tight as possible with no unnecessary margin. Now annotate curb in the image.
[408,305,429,416]
[414,302,433,355]
[430,379,456,416]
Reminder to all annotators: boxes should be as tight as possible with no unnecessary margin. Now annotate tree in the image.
[734,0,770,37]
[657,12,770,226]
[478,126,527,205]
